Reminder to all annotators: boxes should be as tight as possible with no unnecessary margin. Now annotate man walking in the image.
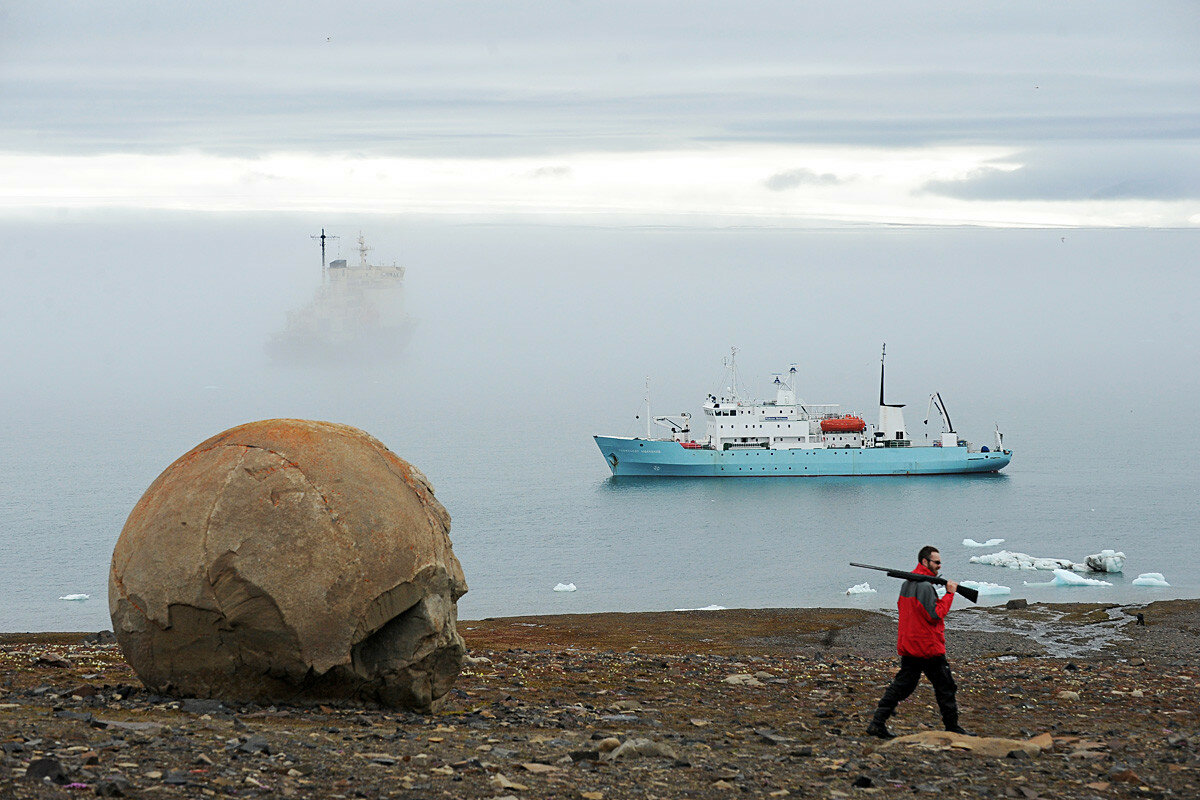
[866,545,968,739]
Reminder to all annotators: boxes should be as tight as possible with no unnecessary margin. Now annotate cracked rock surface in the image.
[108,418,467,711]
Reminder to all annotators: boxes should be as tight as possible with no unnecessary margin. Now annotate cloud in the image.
[921,144,1200,201]
[528,166,572,179]
[764,168,844,191]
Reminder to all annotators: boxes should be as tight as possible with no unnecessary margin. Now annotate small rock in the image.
[597,737,621,753]
[603,738,677,761]
[25,757,68,784]
[490,773,528,791]
[1005,598,1028,609]
[851,775,873,788]
[34,653,73,669]
[94,777,130,797]
[1109,767,1141,783]
[1056,690,1080,701]
[521,762,559,773]
[238,735,272,754]
[723,674,764,686]
[581,792,604,800]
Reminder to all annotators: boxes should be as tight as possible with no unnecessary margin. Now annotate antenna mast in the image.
[879,343,886,406]
[311,228,339,285]
[645,377,651,439]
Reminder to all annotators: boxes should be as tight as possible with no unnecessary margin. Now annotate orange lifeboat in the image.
[821,416,866,433]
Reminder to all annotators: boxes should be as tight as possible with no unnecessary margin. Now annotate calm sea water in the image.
[2,217,1197,631]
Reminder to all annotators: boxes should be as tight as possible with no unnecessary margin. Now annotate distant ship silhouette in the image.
[268,231,414,365]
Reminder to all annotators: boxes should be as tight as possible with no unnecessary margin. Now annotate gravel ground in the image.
[2,599,1198,799]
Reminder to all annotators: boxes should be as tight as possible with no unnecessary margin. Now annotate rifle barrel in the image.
[849,562,980,604]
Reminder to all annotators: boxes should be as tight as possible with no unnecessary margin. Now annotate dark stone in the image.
[25,757,68,784]
[569,750,601,761]
[1005,599,1028,610]
[852,775,874,788]
[54,710,95,722]
[94,777,131,797]
[237,735,272,755]
[163,771,190,785]
[180,698,228,715]
[84,630,118,645]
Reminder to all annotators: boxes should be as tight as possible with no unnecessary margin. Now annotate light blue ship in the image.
[595,346,1012,478]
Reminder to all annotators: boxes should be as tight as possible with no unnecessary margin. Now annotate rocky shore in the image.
[3,599,1198,799]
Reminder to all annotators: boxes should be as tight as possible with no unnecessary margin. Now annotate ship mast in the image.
[645,377,652,439]
[311,228,339,285]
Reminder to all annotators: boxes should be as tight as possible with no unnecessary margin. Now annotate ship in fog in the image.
[268,231,414,365]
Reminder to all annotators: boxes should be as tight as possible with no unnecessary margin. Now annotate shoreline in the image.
[3,600,1198,798]
[7,597,1197,661]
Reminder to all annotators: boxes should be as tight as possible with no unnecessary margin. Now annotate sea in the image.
[2,214,1197,632]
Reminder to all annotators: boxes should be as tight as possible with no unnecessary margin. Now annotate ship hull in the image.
[594,436,1011,477]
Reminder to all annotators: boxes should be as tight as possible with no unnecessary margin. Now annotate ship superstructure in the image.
[594,347,1011,477]
[268,232,413,364]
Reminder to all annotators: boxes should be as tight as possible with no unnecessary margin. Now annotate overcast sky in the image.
[2,2,1198,225]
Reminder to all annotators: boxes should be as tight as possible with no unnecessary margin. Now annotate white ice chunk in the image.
[553,582,577,592]
[845,582,877,595]
[673,605,727,611]
[1083,549,1126,573]
[1024,569,1113,588]
[970,550,1075,571]
[958,580,1011,596]
[1132,573,1170,587]
[962,538,1005,547]
[58,594,90,601]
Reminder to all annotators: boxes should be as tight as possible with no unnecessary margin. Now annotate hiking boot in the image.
[866,720,895,740]
[945,725,970,735]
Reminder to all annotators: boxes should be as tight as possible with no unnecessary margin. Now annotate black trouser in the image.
[872,654,959,729]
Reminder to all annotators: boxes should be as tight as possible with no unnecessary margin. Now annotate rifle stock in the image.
[849,562,980,604]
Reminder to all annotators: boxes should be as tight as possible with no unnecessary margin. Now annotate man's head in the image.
[918,545,941,576]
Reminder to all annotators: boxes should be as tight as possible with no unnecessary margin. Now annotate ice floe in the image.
[553,583,577,592]
[970,549,1126,574]
[962,538,1005,548]
[958,580,1011,596]
[1023,569,1113,588]
[970,550,1075,571]
[673,605,727,612]
[1083,549,1125,573]
[1131,573,1170,587]
[58,594,89,601]
[845,582,876,595]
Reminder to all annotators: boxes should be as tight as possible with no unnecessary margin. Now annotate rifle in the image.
[850,562,980,604]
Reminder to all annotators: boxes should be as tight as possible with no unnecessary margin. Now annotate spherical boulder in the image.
[109,419,468,711]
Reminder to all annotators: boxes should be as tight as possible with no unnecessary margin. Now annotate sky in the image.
[2,1,1198,226]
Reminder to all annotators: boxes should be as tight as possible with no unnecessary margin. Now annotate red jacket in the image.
[896,563,955,658]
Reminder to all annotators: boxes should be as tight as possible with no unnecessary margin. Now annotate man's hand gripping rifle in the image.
[850,563,980,603]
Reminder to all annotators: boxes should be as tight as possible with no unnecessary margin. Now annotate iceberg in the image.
[1024,569,1113,588]
[970,550,1075,571]
[958,580,1011,596]
[962,538,1005,548]
[674,605,727,612]
[58,594,90,601]
[845,582,876,595]
[553,582,577,592]
[1132,573,1170,587]
[1083,549,1125,573]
